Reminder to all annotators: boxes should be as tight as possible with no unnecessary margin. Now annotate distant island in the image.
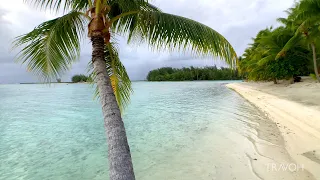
[71,74,93,83]
[146,66,242,81]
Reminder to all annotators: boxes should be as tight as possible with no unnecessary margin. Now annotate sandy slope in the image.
[227,78,320,179]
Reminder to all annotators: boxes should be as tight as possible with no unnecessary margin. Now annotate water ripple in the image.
[1,81,268,180]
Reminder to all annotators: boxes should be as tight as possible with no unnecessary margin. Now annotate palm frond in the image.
[275,33,303,60]
[126,11,237,67]
[297,0,320,20]
[277,17,288,25]
[106,43,133,112]
[110,2,161,42]
[23,0,90,12]
[258,55,274,66]
[13,11,87,81]
[246,61,258,71]
[72,0,91,11]
[110,0,151,14]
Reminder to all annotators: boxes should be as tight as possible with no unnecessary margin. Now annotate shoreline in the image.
[227,82,320,179]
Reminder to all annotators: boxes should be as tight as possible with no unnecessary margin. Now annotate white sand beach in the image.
[227,77,320,179]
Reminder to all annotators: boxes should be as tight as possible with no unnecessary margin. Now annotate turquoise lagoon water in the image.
[0,81,266,180]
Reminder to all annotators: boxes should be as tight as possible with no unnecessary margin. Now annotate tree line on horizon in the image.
[146,66,241,81]
[239,0,320,84]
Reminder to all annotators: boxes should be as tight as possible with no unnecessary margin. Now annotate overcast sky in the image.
[0,0,294,83]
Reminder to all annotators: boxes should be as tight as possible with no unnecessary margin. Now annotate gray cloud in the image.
[0,0,294,83]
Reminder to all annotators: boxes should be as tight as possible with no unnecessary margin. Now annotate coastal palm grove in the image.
[13,0,237,179]
[239,0,320,83]
[147,66,241,81]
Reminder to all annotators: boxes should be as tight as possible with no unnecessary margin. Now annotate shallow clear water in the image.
[0,81,265,180]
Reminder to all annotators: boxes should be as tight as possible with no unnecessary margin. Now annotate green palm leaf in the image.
[109,2,160,42]
[118,11,237,67]
[23,0,90,12]
[105,43,133,112]
[275,33,303,60]
[110,0,152,13]
[13,11,87,81]
[257,55,274,66]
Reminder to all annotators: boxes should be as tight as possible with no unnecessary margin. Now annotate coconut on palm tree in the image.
[13,0,237,179]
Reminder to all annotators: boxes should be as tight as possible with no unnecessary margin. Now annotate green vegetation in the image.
[71,74,92,83]
[239,0,320,83]
[13,0,237,178]
[147,66,241,81]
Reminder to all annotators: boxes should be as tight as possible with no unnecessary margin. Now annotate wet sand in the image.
[227,78,320,179]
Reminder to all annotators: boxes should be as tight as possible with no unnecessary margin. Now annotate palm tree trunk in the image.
[311,43,320,82]
[91,35,135,180]
[290,76,294,84]
[273,78,277,84]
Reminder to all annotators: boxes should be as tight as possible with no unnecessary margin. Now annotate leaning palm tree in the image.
[277,0,320,82]
[13,0,237,179]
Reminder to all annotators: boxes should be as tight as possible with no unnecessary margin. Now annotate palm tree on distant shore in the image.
[13,0,237,179]
[277,0,320,82]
